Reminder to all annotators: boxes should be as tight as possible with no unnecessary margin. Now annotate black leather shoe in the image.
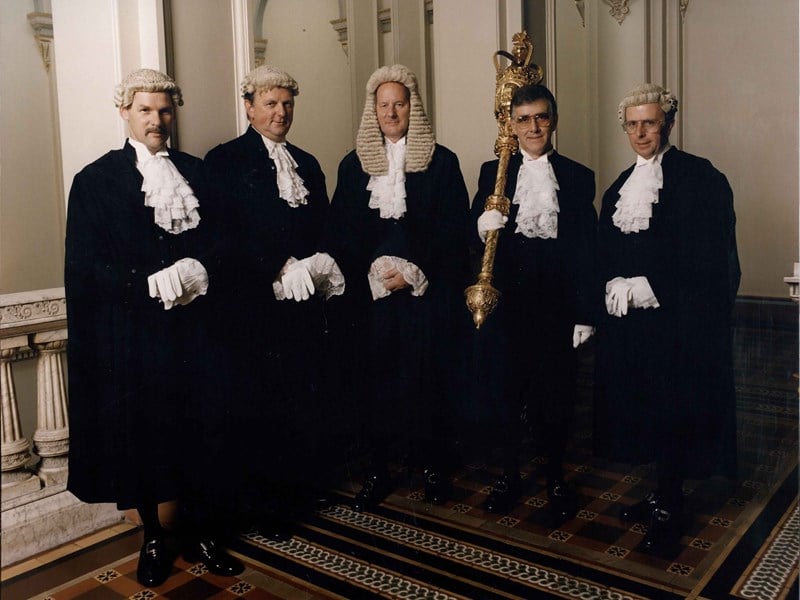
[423,468,451,505]
[638,506,683,554]
[183,538,244,577]
[137,538,173,587]
[547,479,578,524]
[353,472,391,512]
[484,473,522,514]
[620,490,662,523]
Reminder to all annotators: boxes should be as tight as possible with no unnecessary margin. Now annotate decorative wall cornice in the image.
[579,1,689,27]
[330,3,434,57]
[27,12,53,71]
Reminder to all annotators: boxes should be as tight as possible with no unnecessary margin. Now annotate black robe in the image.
[469,151,596,471]
[593,146,740,479]
[203,126,329,493]
[65,142,220,508]
[324,145,470,459]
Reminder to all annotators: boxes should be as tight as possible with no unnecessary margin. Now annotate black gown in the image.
[65,142,221,509]
[324,145,470,467]
[593,147,740,480]
[469,151,596,475]
[203,126,329,509]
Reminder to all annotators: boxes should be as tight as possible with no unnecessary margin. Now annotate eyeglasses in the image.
[512,113,553,128]
[622,119,663,134]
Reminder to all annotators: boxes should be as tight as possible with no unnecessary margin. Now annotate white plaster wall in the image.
[260,0,352,195]
[1,1,64,293]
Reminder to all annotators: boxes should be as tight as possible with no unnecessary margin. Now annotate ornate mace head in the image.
[492,30,544,157]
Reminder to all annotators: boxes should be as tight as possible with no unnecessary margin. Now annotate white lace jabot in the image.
[131,138,200,234]
[261,135,309,208]
[367,137,407,219]
[513,150,560,239]
[612,145,670,234]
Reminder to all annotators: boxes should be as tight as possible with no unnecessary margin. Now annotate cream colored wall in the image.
[0,1,64,293]
[1,0,796,299]
[259,0,352,195]
[682,1,798,297]
[169,0,239,158]
[549,0,799,298]
[433,0,524,205]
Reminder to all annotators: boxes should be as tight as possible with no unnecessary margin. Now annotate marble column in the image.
[32,329,70,486]
[1,336,42,499]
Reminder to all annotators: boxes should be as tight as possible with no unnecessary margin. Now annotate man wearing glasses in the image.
[594,83,740,553]
[471,84,597,522]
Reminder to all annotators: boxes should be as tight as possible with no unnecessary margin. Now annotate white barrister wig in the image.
[617,83,678,124]
[356,64,435,175]
[114,69,183,109]
[240,65,299,100]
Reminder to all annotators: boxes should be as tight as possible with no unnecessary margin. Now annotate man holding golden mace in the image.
[467,33,598,521]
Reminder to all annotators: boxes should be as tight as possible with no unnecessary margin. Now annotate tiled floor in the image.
[2,317,798,599]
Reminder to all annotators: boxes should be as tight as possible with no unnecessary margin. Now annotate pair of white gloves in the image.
[605,276,659,317]
[479,210,593,348]
[147,257,208,310]
[276,252,343,302]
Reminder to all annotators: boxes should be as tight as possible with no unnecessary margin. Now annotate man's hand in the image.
[572,324,595,348]
[477,209,508,243]
[381,267,409,292]
[281,262,315,301]
[605,277,634,317]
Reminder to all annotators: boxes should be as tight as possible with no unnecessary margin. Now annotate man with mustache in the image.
[65,68,243,588]
[472,84,597,522]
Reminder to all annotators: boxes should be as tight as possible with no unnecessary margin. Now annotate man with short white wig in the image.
[594,82,740,553]
[65,68,242,588]
[204,65,341,538]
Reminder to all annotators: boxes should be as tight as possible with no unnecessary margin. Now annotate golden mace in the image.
[465,31,544,329]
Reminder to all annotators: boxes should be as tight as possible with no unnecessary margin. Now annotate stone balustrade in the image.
[0,288,124,567]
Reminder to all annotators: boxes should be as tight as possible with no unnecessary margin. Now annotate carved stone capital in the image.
[27,12,53,71]
[254,38,267,67]
[602,0,630,26]
[680,0,690,22]
[330,18,348,56]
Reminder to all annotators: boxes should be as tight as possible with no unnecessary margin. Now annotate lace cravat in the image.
[137,147,200,235]
[368,138,408,219]
[263,138,309,207]
[513,152,560,239]
[612,152,665,234]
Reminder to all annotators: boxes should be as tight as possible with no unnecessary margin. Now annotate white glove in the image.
[605,277,634,317]
[281,260,315,301]
[572,324,595,348]
[148,258,208,310]
[627,276,660,309]
[477,209,508,243]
